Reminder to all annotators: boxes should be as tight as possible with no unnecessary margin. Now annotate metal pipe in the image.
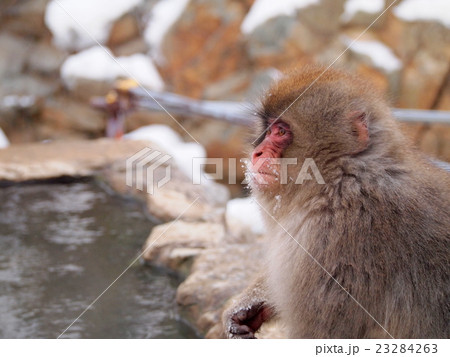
[128,87,450,125]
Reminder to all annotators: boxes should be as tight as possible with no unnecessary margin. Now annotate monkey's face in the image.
[249,68,373,196]
[249,118,293,190]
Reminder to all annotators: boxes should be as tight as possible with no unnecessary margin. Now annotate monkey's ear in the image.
[348,110,369,151]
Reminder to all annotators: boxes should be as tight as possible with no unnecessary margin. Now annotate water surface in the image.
[0,181,196,338]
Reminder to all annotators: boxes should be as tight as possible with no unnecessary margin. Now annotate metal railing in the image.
[91,80,450,133]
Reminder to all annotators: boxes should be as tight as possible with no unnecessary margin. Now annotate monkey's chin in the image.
[250,172,279,188]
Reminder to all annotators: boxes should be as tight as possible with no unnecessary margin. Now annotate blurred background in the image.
[0,0,449,339]
[0,0,449,186]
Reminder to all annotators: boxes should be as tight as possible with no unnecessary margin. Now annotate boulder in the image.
[41,96,105,135]
[0,33,32,79]
[398,52,449,109]
[107,13,141,48]
[27,40,67,76]
[0,138,152,182]
[158,0,251,97]
[142,220,225,271]
[0,74,59,98]
[0,0,51,38]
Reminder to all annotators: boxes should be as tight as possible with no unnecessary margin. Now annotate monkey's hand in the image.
[223,301,274,339]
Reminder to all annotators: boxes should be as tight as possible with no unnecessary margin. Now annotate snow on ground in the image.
[241,0,319,34]
[226,197,266,235]
[60,47,164,90]
[45,0,143,51]
[343,37,402,73]
[144,0,190,62]
[0,128,9,149]
[124,124,206,181]
[393,0,450,28]
[341,0,385,23]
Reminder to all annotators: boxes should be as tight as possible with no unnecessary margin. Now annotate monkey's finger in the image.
[234,302,264,322]
[239,333,257,339]
[229,330,256,339]
[229,323,253,335]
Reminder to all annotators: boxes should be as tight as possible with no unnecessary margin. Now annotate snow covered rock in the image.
[0,128,9,149]
[341,0,385,27]
[45,0,143,51]
[61,47,164,91]
[225,197,265,237]
[393,0,450,28]
[124,124,206,181]
[343,37,402,73]
[144,0,190,62]
[241,0,319,34]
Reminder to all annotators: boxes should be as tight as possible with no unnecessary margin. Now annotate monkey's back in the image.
[267,158,449,339]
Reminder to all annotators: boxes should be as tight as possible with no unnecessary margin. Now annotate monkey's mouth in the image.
[251,169,279,185]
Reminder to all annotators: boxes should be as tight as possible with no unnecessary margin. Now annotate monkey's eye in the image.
[278,127,286,136]
[266,128,272,136]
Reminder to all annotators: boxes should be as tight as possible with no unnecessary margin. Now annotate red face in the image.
[250,119,293,186]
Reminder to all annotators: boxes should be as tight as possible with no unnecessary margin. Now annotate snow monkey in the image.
[222,65,450,339]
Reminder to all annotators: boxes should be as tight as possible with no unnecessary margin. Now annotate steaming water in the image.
[0,181,196,338]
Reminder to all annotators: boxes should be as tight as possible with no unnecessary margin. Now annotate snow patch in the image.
[241,0,319,34]
[61,47,164,90]
[344,37,402,72]
[394,0,450,28]
[226,197,266,235]
[341,0,385,23]
[124,124,206,180]
[0,128,9,149]
[45,0,143,51]
[144,0,190,62]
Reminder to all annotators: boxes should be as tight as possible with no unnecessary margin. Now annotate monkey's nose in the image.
[252,150,263,165]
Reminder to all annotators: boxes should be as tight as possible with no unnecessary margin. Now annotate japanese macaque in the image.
[222,65,450,339]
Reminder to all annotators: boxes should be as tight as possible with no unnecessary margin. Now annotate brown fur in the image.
[223,65,450,338]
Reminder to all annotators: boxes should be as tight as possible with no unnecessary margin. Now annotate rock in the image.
[0,33,32,79]
[225,197,265,239]
[436,73,450,111]
[243,0,346,67]
[203,71,251,100]
[339,33,402,95]
[181,119,249,186]
[289,21,331,55]
[107,13,141,48]
[101,139,230,210]
[419,126,440,159]
[41,97,105,135]
[297,0,345,35]
[400,122,450,164]
[159,0,251,98]
[340,0,386,28]
[0,138,152,182]
[142,160,229,222]
[398,53,450,109]
[124,110,176,132]
[147,188,214,222]
[176,241,272,337]
[66,78,112,103]
[27,40,67,75]
[244,15,297,61]
[380,17,450,64]
[113,38,149,57]
[142,220,226,271]
[0,74,59,98]
[244,68,283,101]
[419,124,450,162]
[0,0,51,38]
